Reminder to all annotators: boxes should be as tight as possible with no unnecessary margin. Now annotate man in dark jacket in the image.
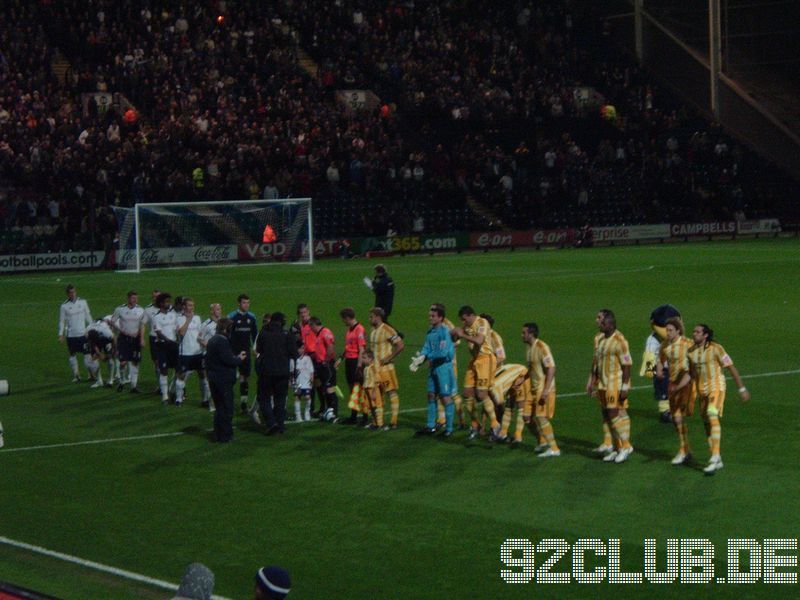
[370,264,395,318]
[255,312,299,434]
[205,318,246,442]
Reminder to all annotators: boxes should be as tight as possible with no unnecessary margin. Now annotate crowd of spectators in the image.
[1,0,797,255]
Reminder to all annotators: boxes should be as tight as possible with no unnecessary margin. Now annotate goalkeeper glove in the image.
[363,276,374,290]
[409,352,426,372]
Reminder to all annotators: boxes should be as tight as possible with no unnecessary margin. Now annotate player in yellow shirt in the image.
[688,323,750,474]
[522,322,560,457]
[586,309,634,463]
[368,307,405,429]
[451,306,499,440]
[656,317,695,465]
[489,363,529,445]
[360,350,385,429]
[435,305,466,430]
[480,313,507,429]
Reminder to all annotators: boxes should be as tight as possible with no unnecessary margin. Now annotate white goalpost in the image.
[112,198,313,272]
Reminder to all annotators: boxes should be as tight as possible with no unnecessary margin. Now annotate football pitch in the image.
[1,238,798,599]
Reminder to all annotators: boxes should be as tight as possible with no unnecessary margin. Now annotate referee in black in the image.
[255,312,298,435]
[205,318,246,443]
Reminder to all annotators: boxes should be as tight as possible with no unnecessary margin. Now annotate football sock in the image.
[482,398,499,430]
[69,356,79,377]
[453,393,464,424]
[619,412,632,447]
[327,392,338,414]
[175,378,185,404]
[107,358,115,380]
[673,414,689,453]
[708,415,721,456]
[201,379,210,403]
[436,398,446,425]
[304,400,311,421]
[500,406,512,438]
[294,400,302,421]
[83,354,94,372]
[427,400,437,429]
[611,415,631,449]
[658,399,670,413]
[444,402,455,433]
[514,410,525,441]
[602,419,613,447]
[388,391,399,426]
[129,364,139,388]
[464,397,477,428]
[159,374,168,399]
[537,417,559,450]
[374,395,385,427]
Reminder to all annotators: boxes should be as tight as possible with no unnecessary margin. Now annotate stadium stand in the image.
[1,0,798,255]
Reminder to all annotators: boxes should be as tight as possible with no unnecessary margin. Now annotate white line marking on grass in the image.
[302,367,800,416]
[2,369,796,443]
[1,432,184,453]
[0,535,232,600]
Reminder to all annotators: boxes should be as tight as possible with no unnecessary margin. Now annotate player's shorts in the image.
[524,383,556,419]
[362,365,378,390]
[314,360,337,388]
[117,334,142,363]
[464,354,496,391]
[699,390,726,418]
[668,383,696,416]
[155,340,179,370]
[428,364,457,397]
[597,388,629,410]
[179,354,204,374]
[148,336,158,360]
[345,357,362,387]
[66,336,88,354]
[90,336,113,357]
[295,387,312,398]
[233,348,251,377]
[377,363,399,393]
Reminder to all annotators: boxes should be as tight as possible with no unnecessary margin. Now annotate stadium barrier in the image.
[0,220,788,274]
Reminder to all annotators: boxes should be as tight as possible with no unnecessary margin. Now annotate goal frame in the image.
[119,198,314,273]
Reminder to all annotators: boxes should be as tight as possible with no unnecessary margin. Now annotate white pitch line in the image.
[0,535,232,600]
[2,369,797,445]
[1,432,184,453]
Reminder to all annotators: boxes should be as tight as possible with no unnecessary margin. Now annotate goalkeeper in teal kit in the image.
[411,304,457,436]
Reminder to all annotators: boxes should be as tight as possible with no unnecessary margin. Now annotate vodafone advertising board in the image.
[239,239,340,260]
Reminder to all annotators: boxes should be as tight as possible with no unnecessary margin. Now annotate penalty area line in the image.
[0,535,233,600]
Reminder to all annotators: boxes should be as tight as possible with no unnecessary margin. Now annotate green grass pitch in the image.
[1,238,799,599]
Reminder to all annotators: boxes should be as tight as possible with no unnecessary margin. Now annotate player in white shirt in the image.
[143,289,161,391]
[86,316,116,388]
[152,292,179,404]
[112,290,146,393]
[175,298,208,407]
[293,344,315,421]
[197,303,222,411]
[58,284,94,382]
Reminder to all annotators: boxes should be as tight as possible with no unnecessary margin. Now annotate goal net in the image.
[112,199,313,271]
